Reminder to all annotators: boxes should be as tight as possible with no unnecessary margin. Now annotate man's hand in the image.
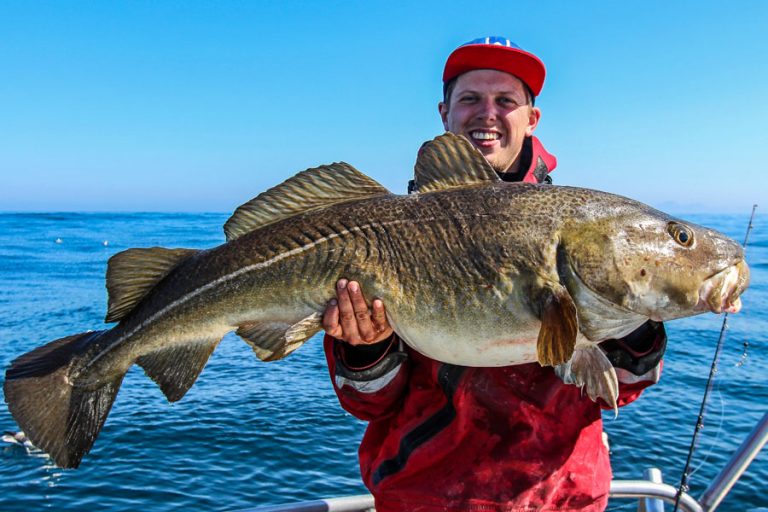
[322,279,394,345]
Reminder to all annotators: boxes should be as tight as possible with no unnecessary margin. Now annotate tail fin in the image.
[3,330,123,468]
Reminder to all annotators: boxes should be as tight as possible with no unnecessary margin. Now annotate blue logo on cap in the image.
[462,36,521,49]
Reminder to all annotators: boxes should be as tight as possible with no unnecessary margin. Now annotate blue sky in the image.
[1,1,766,213]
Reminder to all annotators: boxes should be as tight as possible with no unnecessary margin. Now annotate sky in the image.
[1,1,766,214]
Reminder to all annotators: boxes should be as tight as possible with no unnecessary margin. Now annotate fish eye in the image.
[667,222,694,247]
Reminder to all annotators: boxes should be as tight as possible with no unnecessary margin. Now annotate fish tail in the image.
[3,330,123,468]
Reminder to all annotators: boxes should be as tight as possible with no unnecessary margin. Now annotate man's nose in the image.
[475,97,497,121]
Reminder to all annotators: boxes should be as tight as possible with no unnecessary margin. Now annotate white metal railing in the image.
[238,483,699,512]
[239,495,375,512]
[610,480,702,512]
[699,410,768,510]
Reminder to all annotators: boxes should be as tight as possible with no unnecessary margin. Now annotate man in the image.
[322,37,666,511]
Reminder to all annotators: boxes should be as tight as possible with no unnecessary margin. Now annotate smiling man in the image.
[441,69,539,174]
[322,37,666,511]
[439,38,552,183]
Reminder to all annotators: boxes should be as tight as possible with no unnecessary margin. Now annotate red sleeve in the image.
[323,334,410,421]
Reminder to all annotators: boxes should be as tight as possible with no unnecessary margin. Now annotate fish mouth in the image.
[697,260,750,314]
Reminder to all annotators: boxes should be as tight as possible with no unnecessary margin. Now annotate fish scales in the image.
[3,133,749,468]
[64,185,562,384]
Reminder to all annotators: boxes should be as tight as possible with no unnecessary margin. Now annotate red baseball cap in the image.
[443,36,546,96]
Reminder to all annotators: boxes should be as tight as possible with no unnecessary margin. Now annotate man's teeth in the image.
[471,131,500,140]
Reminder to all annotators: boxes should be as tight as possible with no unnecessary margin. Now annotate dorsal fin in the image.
[224,162,391,241]
[412,132,500,193]
[105,247,197,323]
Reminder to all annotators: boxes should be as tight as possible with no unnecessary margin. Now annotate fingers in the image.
[322,279,393,345]
[350,281,378,341]
[336,280,367,345]
[371,299,391,334]
[321,298,342,339]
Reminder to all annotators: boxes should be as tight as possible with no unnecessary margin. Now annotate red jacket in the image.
[325,137,662,511]
[325,336,659,512]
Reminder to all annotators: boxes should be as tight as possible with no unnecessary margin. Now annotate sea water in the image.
[0,212,765,511]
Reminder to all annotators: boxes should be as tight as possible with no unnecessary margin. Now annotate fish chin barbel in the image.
[698,261,749,314]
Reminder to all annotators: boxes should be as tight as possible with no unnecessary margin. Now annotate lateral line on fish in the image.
[86,216,440,369]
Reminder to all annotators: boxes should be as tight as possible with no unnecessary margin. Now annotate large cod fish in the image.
[4,133,749,468]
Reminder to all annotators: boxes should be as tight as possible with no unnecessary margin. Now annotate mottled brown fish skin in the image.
[102,181,745,371]
[49,181,747,382]
[3,143,749,469]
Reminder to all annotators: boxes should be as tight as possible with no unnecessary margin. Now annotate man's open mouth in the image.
[470,130,501,141]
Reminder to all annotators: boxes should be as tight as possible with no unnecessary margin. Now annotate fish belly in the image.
[389,309,542,367]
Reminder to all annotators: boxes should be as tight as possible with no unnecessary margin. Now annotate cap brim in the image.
[443,45,546,96]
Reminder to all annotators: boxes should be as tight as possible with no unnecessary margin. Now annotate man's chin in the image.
[482,154,513,173]
[462,140,514,172]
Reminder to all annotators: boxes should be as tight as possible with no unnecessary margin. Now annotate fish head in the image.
[560,207,749,324]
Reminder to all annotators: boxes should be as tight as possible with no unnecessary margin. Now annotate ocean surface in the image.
[0,212,765,511]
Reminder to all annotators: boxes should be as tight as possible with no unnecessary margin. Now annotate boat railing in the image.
[239,411,767,512]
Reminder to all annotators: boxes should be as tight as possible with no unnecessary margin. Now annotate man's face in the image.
[439,69,541,174]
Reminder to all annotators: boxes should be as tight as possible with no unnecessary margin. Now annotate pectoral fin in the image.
[555,341,620,414]
[237,313,323,362]
[536,285,578,366]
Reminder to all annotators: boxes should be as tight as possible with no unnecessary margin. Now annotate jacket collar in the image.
[498,135,557,184]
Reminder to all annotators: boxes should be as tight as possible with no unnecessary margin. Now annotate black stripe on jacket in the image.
[372,363,466,485]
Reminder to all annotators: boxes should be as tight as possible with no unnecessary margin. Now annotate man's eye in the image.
[498,97,520,107]
[458,95,477,103]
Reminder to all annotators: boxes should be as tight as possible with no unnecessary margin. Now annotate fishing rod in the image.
[672,204,758,512]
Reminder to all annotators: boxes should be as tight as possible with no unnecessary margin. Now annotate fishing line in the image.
[690,335,753,480]
[688,381,725,479]
[672,204,757,511]
[735,340,749,367]
[689,339,752,478]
